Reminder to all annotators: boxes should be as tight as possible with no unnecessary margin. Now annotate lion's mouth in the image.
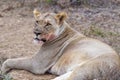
[33,33,55,44]
[34,37,46,42]
[33,36,47,45]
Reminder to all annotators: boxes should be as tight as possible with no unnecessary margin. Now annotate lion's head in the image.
[33,9,67,44]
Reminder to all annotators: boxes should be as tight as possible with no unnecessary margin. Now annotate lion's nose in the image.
[34,32,41,36]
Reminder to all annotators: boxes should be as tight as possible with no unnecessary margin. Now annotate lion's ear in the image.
[55,12,67,24]
[33,9,41,19]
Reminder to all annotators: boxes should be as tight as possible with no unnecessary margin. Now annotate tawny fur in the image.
[1,10,120,80]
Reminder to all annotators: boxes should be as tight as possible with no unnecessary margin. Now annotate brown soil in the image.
[0,0,120,80]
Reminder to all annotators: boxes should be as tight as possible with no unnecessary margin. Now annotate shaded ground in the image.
[0,0,120,80]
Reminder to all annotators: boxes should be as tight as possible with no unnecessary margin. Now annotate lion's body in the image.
[1,10,120,80]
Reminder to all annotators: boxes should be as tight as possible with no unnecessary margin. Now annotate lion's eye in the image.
[36,20,39,23]
[44,23,52,31]
[44,25,50,30]
[45,23,51,26]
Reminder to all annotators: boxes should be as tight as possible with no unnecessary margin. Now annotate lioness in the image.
[1,9,120,80]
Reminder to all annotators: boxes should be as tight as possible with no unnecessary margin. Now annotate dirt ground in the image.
[0,0,120,80]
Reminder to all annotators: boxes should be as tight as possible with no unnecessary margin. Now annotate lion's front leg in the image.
[1,57,32,74]
[1,57,45,74]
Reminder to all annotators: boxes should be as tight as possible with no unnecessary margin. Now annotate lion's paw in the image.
[1,60,10,74]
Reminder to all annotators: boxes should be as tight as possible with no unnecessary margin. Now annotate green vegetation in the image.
[84,25,119,38]
[0,71,13,80]
[78,0,89,5]
[108,31,119,36]
[46,0,52,3]
[89,26,106,37]
[45,0,56,4]
[84,26,106,37]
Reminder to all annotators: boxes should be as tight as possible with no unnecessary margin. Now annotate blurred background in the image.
[0,0,120,80]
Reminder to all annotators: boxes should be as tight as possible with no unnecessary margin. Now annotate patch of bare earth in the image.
[0,0,120,80]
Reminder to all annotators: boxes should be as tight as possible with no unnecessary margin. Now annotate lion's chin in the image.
[33,39,44,45]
